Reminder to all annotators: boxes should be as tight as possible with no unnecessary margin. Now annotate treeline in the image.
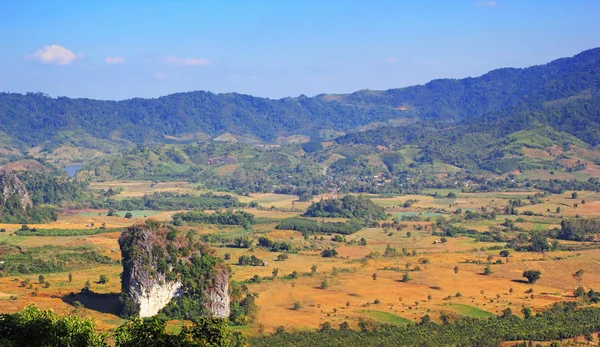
[275,218,363,235]
[303,196,386,220]
[0,204,58,224]
[14,227,119,237]
[0,244,116,275]
[559,218,600,241]
[0,305,244,347]
[251,303,600,347]
[172,210,255,227]
[99,192,245,211]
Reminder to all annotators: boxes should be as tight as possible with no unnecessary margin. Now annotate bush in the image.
[124,212,133,219]
[321,249,338,258]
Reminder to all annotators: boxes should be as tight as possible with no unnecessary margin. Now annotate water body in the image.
[64,164,83,177]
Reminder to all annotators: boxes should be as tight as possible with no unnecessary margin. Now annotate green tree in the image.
[523,270,541,284]
[484,265,492,275]
[124,212,133,219]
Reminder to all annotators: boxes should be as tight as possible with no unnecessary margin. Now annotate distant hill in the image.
[1,48,599,151]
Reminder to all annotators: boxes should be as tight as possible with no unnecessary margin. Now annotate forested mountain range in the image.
[0,48,598,151]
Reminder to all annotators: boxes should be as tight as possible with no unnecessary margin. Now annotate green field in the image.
[443,304,495,318]
[363,310,413,325]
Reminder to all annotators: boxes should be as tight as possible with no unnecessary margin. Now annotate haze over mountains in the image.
[0,48,598,152]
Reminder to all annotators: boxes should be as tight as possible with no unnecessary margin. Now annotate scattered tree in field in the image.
[311,265,317,273]
[372,273,377,281]
[272,268,279,278]
[43,282,50,288]
[572,192,579,199]
[454,266,459,274]
[483,266,492,276]
[440,237,447,244]
[500,250,510,258]
[522,306,532,319]
[224,253,230,260]
[83,280,91,292]
[556,207,561,214]
[98,275,109,284]
[523,270,541,284]
[573,269,584,285]
[402,272,411,283]
[68,273,72,282]
[277,254,288,261]
[321,280,329,289]
[574,286,586,298]
[321,249,338,258]
[124,212,133,219]
[293,302,302,310]
[38,275,45,284]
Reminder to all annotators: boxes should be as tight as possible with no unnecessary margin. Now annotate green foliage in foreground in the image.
[251,303,600,347]
[0,305,244,347]
[14,227,120,237]
[275,217,363,235]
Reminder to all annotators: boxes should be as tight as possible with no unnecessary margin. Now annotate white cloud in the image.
[153,71,167,80]
[162,56,210,67]
[25,45,81,65]
[105,56,125,64]
[474,1,498,7]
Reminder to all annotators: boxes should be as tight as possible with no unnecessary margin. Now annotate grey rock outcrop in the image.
[0,171,32,211]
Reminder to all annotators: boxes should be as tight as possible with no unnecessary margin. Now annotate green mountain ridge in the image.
[1,48,599,151]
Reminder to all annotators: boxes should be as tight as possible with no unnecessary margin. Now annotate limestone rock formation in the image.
[119,221,230,319]
[0,171,33,211]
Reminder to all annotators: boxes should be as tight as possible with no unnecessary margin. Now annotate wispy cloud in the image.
[25,45,82,65]
[105,56,125,64]
[473,1,498,7]
[153,71,167,80]
[162,56,210,67]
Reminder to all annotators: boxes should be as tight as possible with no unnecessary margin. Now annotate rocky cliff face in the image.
[0,171,32,211]
[119,221,230,319]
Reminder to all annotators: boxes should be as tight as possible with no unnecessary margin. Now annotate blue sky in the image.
[1,0,599,100]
